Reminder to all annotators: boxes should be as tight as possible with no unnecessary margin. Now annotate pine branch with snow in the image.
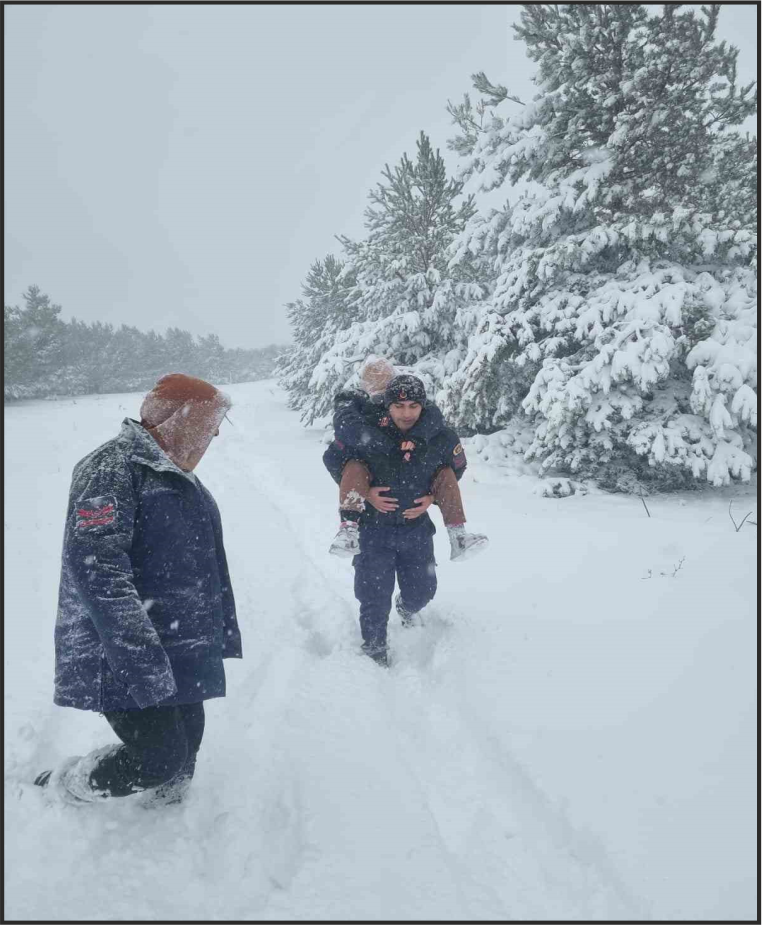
[296,132,483,423]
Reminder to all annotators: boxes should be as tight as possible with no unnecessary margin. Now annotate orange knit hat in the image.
[140,373,224,428]
[140,373,231,471]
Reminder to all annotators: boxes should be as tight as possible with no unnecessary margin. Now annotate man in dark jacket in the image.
[323,374,483,667]
[325,358,488,562]
[36,373,242,806]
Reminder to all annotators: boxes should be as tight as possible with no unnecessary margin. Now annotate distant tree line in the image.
[4,285,285,400]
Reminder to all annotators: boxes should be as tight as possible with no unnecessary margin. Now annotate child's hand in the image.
[403,495,433,519]
[367,487,399,513]
[400,440,417,461]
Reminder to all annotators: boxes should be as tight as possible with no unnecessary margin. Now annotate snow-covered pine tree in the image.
[304,132,483,421]
[106,325,144,392]
[444,4,757,488]
[276,254,360,423]
[197,333,227,384]
[444,196,522,434]
[143,329,168,385]
[3,286,67,399]
[163,327,200,378]
[4,303,28,399]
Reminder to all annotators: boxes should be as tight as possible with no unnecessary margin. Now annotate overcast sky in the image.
[5,4,757,351]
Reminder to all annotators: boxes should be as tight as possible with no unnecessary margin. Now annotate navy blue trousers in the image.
[353,524,437,646]
[90,702,205,797]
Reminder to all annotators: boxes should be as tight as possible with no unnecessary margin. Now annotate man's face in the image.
[389,400,422,432]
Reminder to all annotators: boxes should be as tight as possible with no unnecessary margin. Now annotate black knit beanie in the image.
[384,374,427,407]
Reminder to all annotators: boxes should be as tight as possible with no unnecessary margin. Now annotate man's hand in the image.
[367,487,399,513]
[403,495,433,519]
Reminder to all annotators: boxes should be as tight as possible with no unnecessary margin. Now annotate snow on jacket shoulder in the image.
[54,418,242,712]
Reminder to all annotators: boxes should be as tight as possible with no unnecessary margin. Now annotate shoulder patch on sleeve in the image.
[75,495,117,530]
[452,442,467,468]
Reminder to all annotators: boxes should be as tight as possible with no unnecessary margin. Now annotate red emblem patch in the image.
[76,495,117,529]
[379,416,390,427]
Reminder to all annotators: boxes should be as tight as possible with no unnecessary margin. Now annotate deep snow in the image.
[4,380,757,921]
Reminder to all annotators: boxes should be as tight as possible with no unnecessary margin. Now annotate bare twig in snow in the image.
[659,557,685,578]
[640,488,651,518]
[729,500,755,532]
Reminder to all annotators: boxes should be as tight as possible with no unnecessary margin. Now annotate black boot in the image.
[395,593,417,627]
[361,640,390,668]
[139,765,194,809]
[33,748,117,805]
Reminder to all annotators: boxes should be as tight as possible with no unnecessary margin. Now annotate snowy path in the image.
[4,381,757,920]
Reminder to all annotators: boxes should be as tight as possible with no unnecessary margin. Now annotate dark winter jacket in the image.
[54,418,242,712]
[323,391,467,530]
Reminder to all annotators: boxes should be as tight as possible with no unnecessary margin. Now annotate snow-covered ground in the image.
[4,380,757,921]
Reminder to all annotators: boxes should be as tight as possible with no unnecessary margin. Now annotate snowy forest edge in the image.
[277,5,757,493]
[5,5,758,496]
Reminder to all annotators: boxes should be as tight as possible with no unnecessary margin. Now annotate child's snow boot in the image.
[447,524,489,562]
[329,521,360,558]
